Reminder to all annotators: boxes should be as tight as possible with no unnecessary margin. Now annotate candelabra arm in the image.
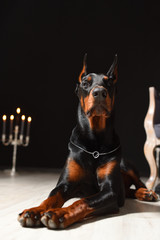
[21,135,30,147]
[2,134,13,146]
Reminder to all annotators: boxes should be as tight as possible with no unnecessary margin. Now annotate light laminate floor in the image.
[0,169,160,240]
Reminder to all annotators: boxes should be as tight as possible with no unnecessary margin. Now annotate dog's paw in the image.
[135,188,158,201]
[41,208,70,229]
[18,207,45,227]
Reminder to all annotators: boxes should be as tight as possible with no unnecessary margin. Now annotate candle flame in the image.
[2,115,7,121]
[27,116,32,122]
[10,115,14,120]
[16,108,21,114]
[21,115,25,121]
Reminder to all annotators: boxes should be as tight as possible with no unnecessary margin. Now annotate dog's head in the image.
[76,54,118,124]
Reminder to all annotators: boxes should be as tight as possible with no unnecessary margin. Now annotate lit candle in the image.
[20,115,25,135]
[16,107,21,114]
[16,107,21,126]
[26,117,32,136]
[2,115,7,135]
[9,115,14,135]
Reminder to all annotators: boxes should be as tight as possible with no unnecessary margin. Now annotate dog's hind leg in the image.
[120,159,158,201]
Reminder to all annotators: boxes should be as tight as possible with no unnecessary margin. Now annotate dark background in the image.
[0,0,160,175]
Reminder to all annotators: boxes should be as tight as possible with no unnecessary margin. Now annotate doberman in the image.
[18,54,158,229]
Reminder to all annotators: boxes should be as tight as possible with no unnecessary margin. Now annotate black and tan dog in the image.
[18,54,157,229]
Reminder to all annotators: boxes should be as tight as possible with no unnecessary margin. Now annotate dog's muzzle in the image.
[92,87,107,102]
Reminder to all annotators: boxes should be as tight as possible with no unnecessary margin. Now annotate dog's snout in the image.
[92,88,107,99]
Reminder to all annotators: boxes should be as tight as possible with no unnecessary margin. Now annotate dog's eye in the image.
[81,81,90,89]
[103,77,113,88]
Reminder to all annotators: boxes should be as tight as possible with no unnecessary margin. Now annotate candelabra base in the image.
[4,168,18,176]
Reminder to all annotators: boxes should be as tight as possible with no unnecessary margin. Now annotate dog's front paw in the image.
[41,208,67,229]
[18,207,45,227]
[41,208,75,229]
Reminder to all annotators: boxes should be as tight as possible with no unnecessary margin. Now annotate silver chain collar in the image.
[69,140,120,159]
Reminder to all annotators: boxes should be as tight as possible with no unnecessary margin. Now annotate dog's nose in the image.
[92,88,107,99]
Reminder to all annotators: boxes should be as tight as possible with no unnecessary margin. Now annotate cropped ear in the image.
[106,54,118,83]
[79,53,87,83]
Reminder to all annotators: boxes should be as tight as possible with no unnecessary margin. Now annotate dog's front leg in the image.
[41,189,119,229]
[42,160,124,229]
[18,185,67,227]
[18,158,87,228]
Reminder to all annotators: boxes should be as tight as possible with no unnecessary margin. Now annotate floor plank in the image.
[0,169,160,240]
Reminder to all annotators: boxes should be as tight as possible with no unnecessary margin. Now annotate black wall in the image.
[0,0,160,175]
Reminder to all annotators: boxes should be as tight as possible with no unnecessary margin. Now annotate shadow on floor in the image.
[65,198,160,230]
